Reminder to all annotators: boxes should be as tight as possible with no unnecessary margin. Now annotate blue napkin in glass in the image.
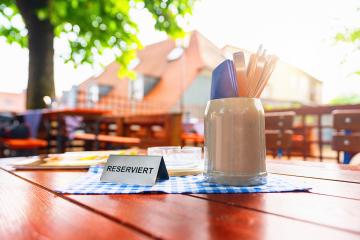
[211,59,238,100]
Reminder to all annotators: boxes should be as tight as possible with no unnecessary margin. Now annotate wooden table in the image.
[0,159,359,239]
[42,108,111,152]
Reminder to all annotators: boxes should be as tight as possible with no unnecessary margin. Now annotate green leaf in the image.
[0,0,195,78]
[335,33,346,42]
[37,8,48,20]
[329,94,360,105]
[350,29,360,42]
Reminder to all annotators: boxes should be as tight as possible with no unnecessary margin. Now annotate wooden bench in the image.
[73,133,140,147]
[1,138,47,157]
[72,113,182,150]
[38,108,111,153]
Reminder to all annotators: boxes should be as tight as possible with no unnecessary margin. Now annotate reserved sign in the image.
[100,155,169,185]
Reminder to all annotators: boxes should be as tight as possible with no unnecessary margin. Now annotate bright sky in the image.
[0,0,359,103]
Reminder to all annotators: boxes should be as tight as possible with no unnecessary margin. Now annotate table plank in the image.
[0,169,149,240]
[10,170,360,240]
[67,194,360,240]
[42,108,111,117]
[274,174,360,200]
[269,159,360,171]
[192,193,360,234]
[14,168,360,200]
[267,161,360,183]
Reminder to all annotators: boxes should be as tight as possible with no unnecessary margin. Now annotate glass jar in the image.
[204,97,267,186]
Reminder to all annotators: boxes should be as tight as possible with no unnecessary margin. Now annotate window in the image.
[143,75,160,96]
[98,84,113,97]
[129,74,160,100]
[87,84,113,104]
[88,84,99,103]
[129,77,144,100]
[167,47,184,61]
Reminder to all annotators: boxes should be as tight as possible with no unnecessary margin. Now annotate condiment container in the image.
[204,97,267,186]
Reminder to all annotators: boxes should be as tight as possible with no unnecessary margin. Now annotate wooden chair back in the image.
[265,111,295,158]
[332,109,360,163]
[121,113,182,148]
[71,113,182,150]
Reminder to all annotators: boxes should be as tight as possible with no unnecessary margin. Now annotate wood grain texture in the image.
[192,192,360,234]
[332,133,360,152]
[274,174,360,200]
[269,159,360,171]
[42,108,110,117]
[68,194,359,240]
[0,170,148,240]
[267,161,360,183]
[333,109,360,131]
[10,170,360,240]
[74,133,141,144]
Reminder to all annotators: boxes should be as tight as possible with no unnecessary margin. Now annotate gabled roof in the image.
[134,39,175,77]
[79,61,128,97]
[192,31,225,70]
[79,31,226,111]
[78,31,325,112]
[142,31,225,109]
[133,31,225,77]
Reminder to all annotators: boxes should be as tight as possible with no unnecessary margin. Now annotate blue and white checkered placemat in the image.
[56,166,311,194]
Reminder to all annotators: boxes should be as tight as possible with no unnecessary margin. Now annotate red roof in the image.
[135,39,176,77]
[79,31,226,112]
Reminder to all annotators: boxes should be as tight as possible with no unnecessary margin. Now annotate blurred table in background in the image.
[41,108,111,153]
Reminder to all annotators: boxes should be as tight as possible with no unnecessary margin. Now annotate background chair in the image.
[121,113,182,148]
[331,109,360,164]
[0,112,47,157]
[75,113,182,150]
[265,111,295,159]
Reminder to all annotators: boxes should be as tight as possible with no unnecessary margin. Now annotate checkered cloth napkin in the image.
[56,166,311,194]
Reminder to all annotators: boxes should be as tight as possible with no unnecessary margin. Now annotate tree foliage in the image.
[329,94,360,105]
[335,27,360,76]
[335,28,360,44]
[335,8,360,76]
[0,0,194,77]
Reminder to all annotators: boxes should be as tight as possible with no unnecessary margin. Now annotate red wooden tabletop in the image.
[42,108,111,117]
[1,159,360,239]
